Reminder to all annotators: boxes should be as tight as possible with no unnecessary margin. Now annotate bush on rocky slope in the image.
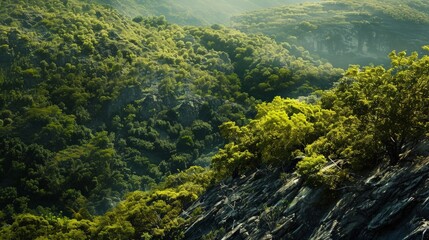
[214,49,429,187]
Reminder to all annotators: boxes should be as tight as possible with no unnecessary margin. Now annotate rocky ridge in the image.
[183,157,429,239]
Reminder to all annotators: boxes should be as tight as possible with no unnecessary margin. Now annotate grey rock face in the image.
[177,99,202,126]
[105,86,143,117]
[183,158,429,239]
[298,21,429,68]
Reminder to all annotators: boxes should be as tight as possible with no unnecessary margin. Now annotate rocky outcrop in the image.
[297,20,429,68]
[176,97,203,126]
[105,85,143,117]
[183,158,429,239]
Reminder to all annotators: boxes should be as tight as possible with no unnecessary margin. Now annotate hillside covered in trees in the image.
[232,0,429,67]
[94,0,320,25]
[0,0,428,239]
[0,0,340,229]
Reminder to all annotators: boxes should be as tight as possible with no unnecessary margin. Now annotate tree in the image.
[212,97,334,177]
[333,50,429,164]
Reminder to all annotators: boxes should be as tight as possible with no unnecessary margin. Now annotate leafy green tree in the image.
[333,50,429,164]
[212,97,334,178]
[95,166,213,239]
[2,214,53,240]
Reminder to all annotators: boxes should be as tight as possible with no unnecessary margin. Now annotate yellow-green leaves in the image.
[96,166,213,239]
[296,154,327,177]
[335,50,429,164]
[254,110,312,164]
[213,97,332,177]
[213,49,429,187]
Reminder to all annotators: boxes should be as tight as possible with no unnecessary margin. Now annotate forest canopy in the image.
[0,0,340,224]
[0,0,428,239]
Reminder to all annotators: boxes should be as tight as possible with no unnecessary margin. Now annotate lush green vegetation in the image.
[1,0,428,239]
[214,49,429,188]
[3,49,427,239]
[232,0,429,67]
[0,166,214,239]
[0,0,340,232]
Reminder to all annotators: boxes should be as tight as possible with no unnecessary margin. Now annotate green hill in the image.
[95,0,321,25]
[231,0,429,67]
[0,0,428,239]
[0,0,340,221]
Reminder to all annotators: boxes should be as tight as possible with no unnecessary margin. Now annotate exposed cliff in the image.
[183,157,429,239]
[232,0,429,68]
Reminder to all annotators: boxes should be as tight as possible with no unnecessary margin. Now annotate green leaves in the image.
[213,49,429,188]
[254,110,310,164]
[296,154,327,177]
[213,97,332,178]
[0,166,213,239]
[335,50,429,164]
[93,166,213,239]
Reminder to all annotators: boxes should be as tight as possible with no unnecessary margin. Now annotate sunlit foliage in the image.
[214,49,429,187]
[0,0,341,228]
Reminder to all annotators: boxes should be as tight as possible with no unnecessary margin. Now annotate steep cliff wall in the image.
[295,20,429,67]
[183,157,429,239]
[232,0,429,68]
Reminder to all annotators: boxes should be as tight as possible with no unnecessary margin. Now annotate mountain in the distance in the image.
[96,0,321,25]
[232,0,429,68]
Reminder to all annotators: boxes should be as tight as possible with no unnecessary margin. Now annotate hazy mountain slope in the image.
[231,0,429,67]
[95,0,321,25]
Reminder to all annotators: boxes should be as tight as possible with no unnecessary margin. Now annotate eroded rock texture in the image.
[183,159,429,239]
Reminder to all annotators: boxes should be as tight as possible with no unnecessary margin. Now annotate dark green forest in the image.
[0,0,428,239]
